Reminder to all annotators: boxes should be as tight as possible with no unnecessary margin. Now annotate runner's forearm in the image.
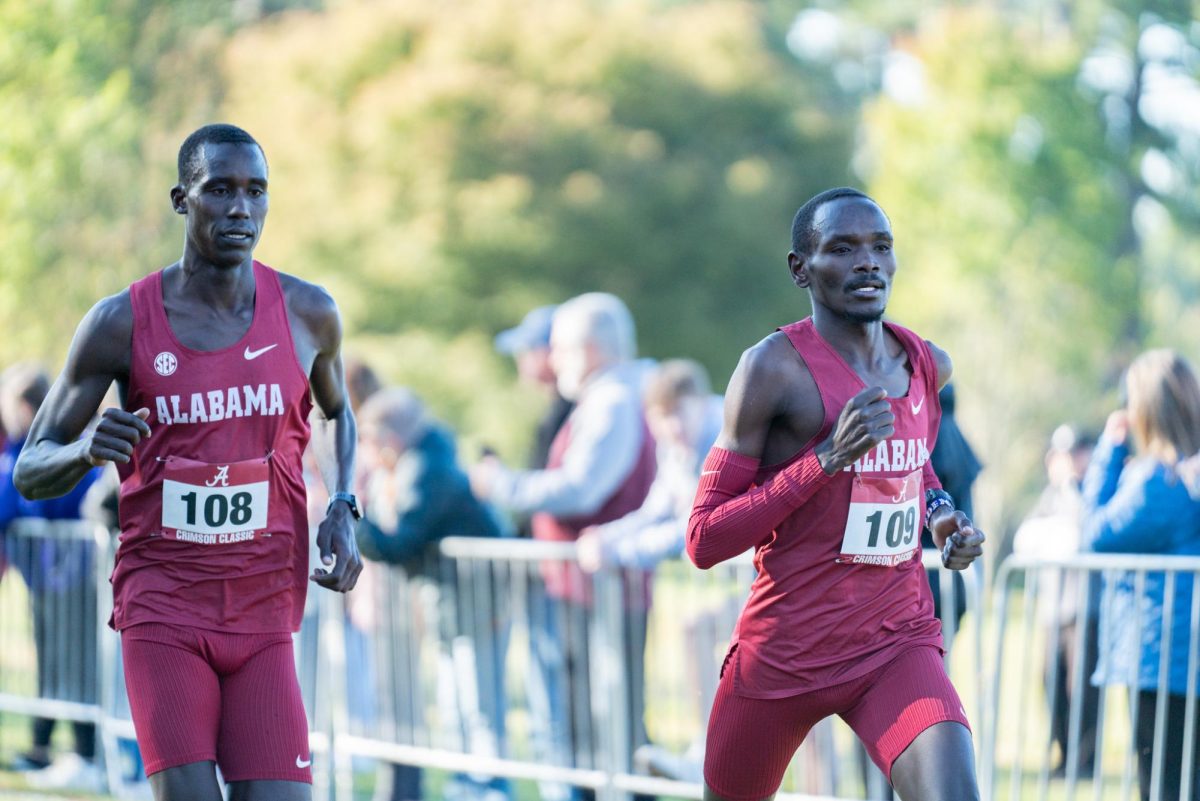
[14,439,96,500]
[687,447,834,569]
[311,404,356,497]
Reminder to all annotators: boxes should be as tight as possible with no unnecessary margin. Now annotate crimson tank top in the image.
[112,261,313,633]
[729,318,944,698]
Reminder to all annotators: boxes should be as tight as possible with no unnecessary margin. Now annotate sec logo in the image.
[154,352,178,376]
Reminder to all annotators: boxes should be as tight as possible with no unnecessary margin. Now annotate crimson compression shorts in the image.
[121,622,312,783]
[703,644,970,800]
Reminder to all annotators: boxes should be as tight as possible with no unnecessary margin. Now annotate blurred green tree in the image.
[857,4,1200,537]
[218,0,855,454]
[0,0,315,368]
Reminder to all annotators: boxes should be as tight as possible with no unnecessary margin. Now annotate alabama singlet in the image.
[727,318,945,698]
[111,261,313,634]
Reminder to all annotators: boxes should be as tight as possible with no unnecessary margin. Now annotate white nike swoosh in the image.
[701,470,721,476]
[296,756,312,768]
[244,343,278,360]
[910,397,924,414]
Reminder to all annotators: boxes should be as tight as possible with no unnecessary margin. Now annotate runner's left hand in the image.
[311,502,363,592]
[929,509,985,571]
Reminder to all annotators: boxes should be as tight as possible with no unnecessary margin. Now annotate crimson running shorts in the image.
[121,622,312,783]
[703,644,970,801]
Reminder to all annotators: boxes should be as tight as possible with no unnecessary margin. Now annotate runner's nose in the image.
[228,191,251,219]
[854,249,880,272]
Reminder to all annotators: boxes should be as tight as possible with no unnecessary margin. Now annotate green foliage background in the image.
[7,0,1200,543]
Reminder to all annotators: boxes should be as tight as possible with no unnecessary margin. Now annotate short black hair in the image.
[177,123,263,187]
[790,186,876,256]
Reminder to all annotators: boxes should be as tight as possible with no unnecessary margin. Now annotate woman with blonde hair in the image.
[1083,348,1200,801]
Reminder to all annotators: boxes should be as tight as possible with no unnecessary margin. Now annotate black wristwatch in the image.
[924,488,954,520]
[326,492,362,520]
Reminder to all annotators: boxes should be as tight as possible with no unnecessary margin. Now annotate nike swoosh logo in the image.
[701,470,721,477]
[910,396,924,414]
[244,344,278,360]
[296,755,312,769]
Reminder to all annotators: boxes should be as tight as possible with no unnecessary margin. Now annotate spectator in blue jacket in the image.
[355,387,510,801]
[0,362,102,791]
[356,388,506,564]
[1083,348,1200,801]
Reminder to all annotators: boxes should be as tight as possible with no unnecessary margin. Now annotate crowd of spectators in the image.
[4,305,1200,801]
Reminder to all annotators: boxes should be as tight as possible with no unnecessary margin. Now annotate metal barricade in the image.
[982,552,1200,801]
[333,539,983,801]
[1,519,338,799]
[0,519,984,800]
[0,518,109,780]
[299,536,349,801]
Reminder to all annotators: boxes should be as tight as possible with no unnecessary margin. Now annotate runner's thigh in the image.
[840,646,970,783]
[703,666,831,801]
[122,623,221,776]
[216,633,312,784]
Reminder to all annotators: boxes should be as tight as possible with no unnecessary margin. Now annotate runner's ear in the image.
[788,251,810,288]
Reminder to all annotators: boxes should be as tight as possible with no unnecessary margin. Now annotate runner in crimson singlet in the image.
[687,187,985,801]
[14,124,362,801]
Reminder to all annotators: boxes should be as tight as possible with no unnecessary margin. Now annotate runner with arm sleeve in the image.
[688,187,983,801]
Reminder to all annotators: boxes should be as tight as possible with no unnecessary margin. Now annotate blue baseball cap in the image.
[494,305,557,355]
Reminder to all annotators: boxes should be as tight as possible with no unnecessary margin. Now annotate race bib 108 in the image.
[160,456,270,544]
[838,468,922,566]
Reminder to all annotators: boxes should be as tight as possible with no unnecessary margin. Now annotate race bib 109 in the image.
[160,455,270,544]
[838,468,922,566]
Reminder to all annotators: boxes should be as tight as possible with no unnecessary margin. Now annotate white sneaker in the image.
[633,743,703,783]
[26,752,107,793]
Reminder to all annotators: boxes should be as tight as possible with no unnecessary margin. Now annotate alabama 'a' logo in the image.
[154,352,178,377]
[891,473,917,503]
[205,465,231,487]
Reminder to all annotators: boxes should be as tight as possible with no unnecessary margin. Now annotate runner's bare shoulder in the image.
[276,272,341,353]
[924,339,953,389]
[720,331,822,458]
[66,290,134,380]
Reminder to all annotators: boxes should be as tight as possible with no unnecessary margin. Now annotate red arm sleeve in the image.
[686,446,836,569]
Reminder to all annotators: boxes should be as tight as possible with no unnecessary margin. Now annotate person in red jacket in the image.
[687,187,985,801]
[471,292,656,801]
[14,123,361,801]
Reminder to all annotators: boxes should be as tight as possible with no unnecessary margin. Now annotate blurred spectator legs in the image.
[1133,689,1200,801]
[1046,614,1100,777]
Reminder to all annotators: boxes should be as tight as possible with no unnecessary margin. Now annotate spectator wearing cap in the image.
[471,293,657,801]
[495,305,574,474]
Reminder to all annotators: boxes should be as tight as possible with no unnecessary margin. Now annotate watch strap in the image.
[327,491,361,520]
